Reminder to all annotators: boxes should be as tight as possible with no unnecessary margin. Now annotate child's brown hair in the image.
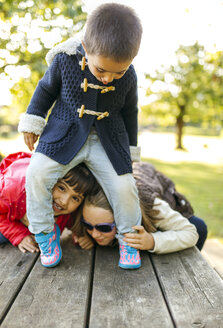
[83,3,142,62]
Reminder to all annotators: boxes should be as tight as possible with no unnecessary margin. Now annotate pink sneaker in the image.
[119,244,141,269]
[35,224,62,268]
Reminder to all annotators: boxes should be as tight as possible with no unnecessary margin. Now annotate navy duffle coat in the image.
[19,41,140,175]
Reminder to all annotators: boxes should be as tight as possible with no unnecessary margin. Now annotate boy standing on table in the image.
[18,3,143,269]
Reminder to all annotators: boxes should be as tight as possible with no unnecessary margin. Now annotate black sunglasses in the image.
[80,216,116,233]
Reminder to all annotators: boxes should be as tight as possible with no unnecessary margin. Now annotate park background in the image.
[0,0,222,274]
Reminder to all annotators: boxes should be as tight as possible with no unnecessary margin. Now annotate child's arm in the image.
[0,213,32,247]
[0,213,39,253]
[124,198,199,254]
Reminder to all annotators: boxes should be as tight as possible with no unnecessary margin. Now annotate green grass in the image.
[142,157,223,240]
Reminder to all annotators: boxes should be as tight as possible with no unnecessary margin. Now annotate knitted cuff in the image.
[18,113,46,135]
[130,146,141,162]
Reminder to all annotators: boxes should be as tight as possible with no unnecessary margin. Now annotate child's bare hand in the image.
[23,132,39,151]
[73,234,94,250]
[18,235,39,253]
[123,226,155,251]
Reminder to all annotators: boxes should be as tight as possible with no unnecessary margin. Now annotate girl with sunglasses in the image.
[72,162,207,253]
[0,152,96,262]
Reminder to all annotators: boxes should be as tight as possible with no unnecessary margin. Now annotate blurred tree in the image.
[0,0,87,120]
[205,50,223,128]
[143,43,223,149]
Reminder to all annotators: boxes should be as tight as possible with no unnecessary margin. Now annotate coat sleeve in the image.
[121,68,141,162]
[149,198,199,254]
[0,213,31,247]
[27,54,62,117]
[121,68,138,147]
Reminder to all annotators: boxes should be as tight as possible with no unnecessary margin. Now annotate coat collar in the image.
[45,37,84,66]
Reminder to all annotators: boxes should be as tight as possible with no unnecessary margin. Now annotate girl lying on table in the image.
[72,162,207,254]
[0,152,96,256]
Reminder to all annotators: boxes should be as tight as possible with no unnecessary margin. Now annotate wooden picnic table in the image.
[0,231,223,328]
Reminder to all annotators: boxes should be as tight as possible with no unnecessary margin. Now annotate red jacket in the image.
[0,152,74,246]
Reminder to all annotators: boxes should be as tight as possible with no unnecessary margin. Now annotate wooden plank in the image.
[151,247,223,328]
[2,237,94,328]
[89,246,174,328]
[0,243,39,324]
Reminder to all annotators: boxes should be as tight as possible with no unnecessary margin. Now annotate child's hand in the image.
[18,235,39,253]
[73,234,94,250]
[23,132,39,151]
[123,226,155,251]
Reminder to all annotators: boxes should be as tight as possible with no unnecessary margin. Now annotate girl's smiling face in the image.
[52,179,84,216]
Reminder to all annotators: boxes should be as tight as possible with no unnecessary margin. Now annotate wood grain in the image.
[1,239,93,328]
[0,243,39,324]
[151,247,223,328]
[89,246,174,328]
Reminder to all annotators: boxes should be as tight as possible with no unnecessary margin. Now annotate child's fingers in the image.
[78,238,89,248]
[131,225,145,233]
[79,241,87,248]
[126,242,143,250]
[83,243,94,250]
[124,236,140,243]
[23,135,33,151]
[34,135,38,143]
[27,237,39,250]
[32,245,40,252]
[72,235,79,244]
[79,242,88,249]
[80,240,93,249]
[124,232,140,239]
[23,244,36,253]
[18,244,26,253]
[28,140,34,151]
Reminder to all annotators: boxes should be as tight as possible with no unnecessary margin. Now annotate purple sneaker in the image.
[119,244,141,269]
[35,224,62,268]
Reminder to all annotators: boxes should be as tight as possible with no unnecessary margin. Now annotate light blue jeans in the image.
[26,128,141,242]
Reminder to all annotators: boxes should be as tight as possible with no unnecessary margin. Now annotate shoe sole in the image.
[42,255,62,268]
[119,262,141,269]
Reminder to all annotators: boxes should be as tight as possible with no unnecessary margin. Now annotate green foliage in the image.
[0,0,87,117]
[142,157,223,239]
[143,43,223,148]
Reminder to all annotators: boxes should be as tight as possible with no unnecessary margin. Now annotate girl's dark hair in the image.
[84,3,142,61]
[62,163,98,197]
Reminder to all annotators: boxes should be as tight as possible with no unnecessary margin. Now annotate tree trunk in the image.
[175,105,186,150]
